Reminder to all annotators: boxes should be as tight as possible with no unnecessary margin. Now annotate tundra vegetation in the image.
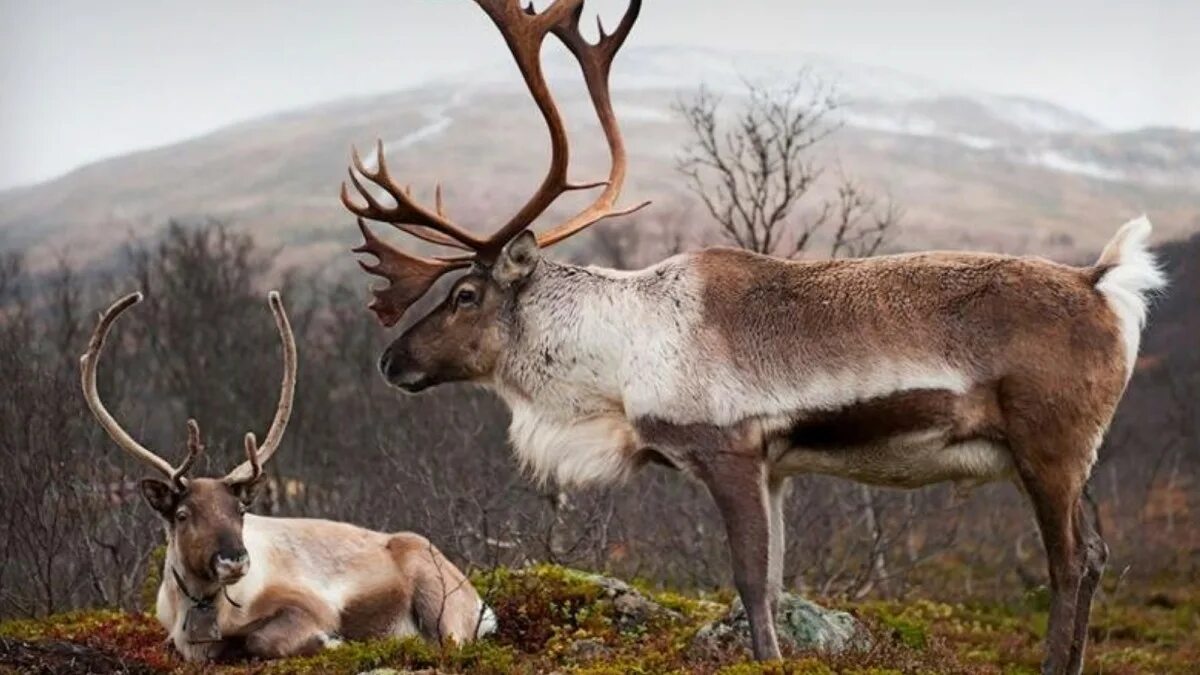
[2,19,1197,674]
[0,223,1196,673]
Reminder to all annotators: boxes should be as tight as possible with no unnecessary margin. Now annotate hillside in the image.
[2,46,1197,276]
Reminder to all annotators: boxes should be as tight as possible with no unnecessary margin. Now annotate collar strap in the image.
[171,568,243,609]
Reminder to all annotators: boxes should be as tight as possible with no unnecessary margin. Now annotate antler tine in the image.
[80,292,179,481]
[225,291,297,483]
[474,0,610,255]
[351,219,472,327]
[537,0,650,248]
[341,140,484,251]
[241,432,262,484]
[170,419,205,490]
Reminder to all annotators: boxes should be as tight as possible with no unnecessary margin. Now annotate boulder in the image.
[692,593,869,655]
[577,571,683,631]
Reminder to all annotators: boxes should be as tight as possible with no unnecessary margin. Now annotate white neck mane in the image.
[491,257,698,486]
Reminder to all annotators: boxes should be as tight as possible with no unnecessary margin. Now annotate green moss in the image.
[855,601,939,649]
[260,636,432,674]
[717,658,833,675]
[441,639,521,674]
[1094,646,1170,670]
[472,564,609,653]
[7,565,1198,674]
[650,589,725,623]
[140,544,167,612]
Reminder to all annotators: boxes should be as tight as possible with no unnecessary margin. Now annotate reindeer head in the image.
[341,0,648,392]
[80,291,296,585]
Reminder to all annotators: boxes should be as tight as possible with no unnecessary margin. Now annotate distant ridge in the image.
[2,45,1197,274]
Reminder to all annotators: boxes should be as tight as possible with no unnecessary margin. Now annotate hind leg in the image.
[1008,425,1095,675]
[1022,473,1083,675]
[1066,494,1108,674]
[391,532,486,645]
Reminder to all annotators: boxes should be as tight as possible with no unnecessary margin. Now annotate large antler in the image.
[343,0,646,325]
[342,141,484,251]
[537,0,649,246]
[471,0,611,251]
[81,292,203,486]
[224,291,297,484]
[351,218,472,327]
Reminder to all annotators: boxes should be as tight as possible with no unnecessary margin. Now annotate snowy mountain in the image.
[2,46,1197,273]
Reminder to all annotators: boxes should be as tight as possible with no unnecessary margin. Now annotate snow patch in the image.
[981,97,1102,135]
[1030,150,1125,181]
[842,112,998,151]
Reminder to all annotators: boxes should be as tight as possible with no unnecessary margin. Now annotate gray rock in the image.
[692,593,870,656]
[569,571,683,632]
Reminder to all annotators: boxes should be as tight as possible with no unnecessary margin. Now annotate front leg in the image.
[638,420,781,661]
[243,605,338,658]
[700,451,780,660]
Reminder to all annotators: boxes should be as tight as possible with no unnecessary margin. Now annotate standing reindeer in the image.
[340,1,1165,672]
[81,291,495,663]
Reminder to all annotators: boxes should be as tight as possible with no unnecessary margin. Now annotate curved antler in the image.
[236,432,263,484]
[80,292,199,484]
[225,291,298,484]
[343,0,647,325]
[341,141,484,251]
[473,0,611,254]
[353,218,473,327]
[171,419,205,491]
[537,0,650,246]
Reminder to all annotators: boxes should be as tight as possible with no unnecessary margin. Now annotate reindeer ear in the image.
[229,479,262,507]
[493,230,540,287]
[140,478,178,516]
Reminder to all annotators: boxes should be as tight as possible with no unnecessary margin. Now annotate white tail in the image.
[1095,215,1167,373]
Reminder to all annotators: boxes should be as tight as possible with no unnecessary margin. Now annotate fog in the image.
[1,0,1196,190]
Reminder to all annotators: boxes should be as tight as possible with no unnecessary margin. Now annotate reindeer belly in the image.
[771,386,1013,488]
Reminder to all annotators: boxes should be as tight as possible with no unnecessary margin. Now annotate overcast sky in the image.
[0,0,1196,191]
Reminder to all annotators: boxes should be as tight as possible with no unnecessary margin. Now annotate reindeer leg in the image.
[243,606,337,659]
[699,452,781,661]
[1016,463,1085,675]
[636,420,781,661]
[1066,495,1108,674]
[766,475,791,614]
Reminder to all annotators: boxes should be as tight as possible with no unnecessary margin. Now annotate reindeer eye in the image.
[174,509,188,522]
[454,286,479,308]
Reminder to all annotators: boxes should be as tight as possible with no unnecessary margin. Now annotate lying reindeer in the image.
[80,291,496,662]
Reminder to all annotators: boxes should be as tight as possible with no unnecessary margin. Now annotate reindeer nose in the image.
[380,346,426,390]
[379,349,398,379]
[213,549,250,581]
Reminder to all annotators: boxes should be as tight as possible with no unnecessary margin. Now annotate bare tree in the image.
[675,75,900,258]
[675,74,925,599]
[1,221,1194,619]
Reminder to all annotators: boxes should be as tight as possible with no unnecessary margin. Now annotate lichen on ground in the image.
[1,565,1196,674]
